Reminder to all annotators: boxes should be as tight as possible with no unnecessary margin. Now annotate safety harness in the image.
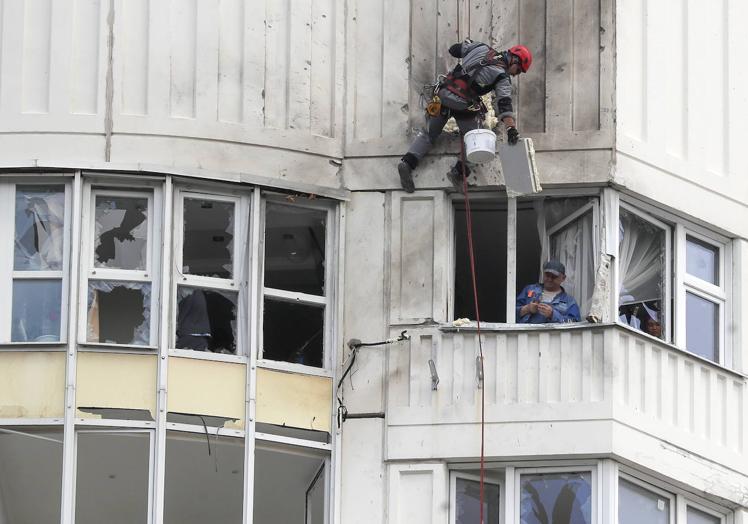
[441,45,505,110]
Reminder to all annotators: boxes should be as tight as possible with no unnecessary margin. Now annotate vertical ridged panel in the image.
[664,0,687,160]
[451,333,466,404]
[287,0,312,130]
[518,333,539,403]
[538,332,561,403]
[545,0,573,133]
[243,0,265,126]
[498,333,518,404]
[435,0,459,73]
[518,0,545,132]
[399,199,434,318]
[217,0,243,123]
[407,0,437,133]
[263,0,287,128]
[436,333,454,404]
[482,334,497,405]
[703,0,728,176]
[388,337,411,409]
[310,0,334,136]
[351,0,383,139]
[380,0,409,138]
[571,0,599,130]
[21,0,52,112]
[194,1,219,122]
[618,0,646,141]
[70,0,101,114]
[120,0,149,115]
[169,0,196,118]
[410,334,432,408]
[560,330,581,402]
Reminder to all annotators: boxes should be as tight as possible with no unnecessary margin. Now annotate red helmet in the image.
[509,45,532,73]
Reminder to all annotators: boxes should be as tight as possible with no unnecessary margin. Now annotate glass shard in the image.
[182,198,235,279]
[520,471,592,524]
[14,186,65,271]
[94,196,148,270]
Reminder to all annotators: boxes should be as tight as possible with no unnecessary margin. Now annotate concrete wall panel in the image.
[0,351,65,419]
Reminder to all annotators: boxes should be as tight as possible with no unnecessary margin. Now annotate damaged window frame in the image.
[449,189,602,324]
[0,178,72,345]
[616,195,733,366]
[449,470,503,524]
[78,184,162,349]
[259,194,336,373]
[170,187,250,360]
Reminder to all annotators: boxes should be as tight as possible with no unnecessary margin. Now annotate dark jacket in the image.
[515,284,581,324]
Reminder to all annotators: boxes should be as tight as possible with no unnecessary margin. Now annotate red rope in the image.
[459,140,486,524]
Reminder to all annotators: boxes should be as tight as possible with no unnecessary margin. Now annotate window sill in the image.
[77,343,158,354]
[169,348,247,365]
[257,359,333,378]
[0,343,67,351]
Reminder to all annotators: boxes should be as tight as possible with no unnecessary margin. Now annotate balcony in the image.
[385,323,748,500]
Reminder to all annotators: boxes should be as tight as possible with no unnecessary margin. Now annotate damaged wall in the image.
[255,368,332,433]
[0,352,65,419]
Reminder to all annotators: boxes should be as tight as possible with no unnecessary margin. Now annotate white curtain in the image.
[550,211,594,314]
[618,209,664,305]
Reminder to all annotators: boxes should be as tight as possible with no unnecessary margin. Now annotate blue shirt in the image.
[515,284,581,324]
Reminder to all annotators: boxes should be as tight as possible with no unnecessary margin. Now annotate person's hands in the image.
[537,303,554,319]
[507,126,520,145]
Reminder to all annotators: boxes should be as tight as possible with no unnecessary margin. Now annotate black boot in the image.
[447,160,470,192]
[398,153,418,193]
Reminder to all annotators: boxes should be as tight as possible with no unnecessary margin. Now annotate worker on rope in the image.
[397,40,532,193]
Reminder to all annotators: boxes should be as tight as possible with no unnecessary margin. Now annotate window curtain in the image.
[550,211,595,314]
[618,209,664,305]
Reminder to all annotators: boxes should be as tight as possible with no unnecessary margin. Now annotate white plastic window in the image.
[172,190,248,356]
[261,199,332,370]
[618,476,673,524]
[0,183,70,344]
[81,188,160,347]
[516,467,595,524]
[450,472,501,524]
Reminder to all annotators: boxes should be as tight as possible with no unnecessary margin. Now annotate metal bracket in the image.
[428,359,439,390]
[476,356,484,389]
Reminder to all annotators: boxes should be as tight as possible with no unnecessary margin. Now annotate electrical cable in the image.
[459,139,486,524]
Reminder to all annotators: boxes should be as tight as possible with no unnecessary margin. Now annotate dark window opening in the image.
[94,196,148,270]
[175,287,237,354]
[182,198,234,279]
[263,299,324,367]
[87,282,150,345]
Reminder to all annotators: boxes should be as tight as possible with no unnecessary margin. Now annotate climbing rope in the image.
[459,139,487,524]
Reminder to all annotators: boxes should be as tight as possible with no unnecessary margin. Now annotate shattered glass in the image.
[263,298,323,367]
[175,286,237,354]
[14,186,65,271]
[264,204,326,296]
[455,477,500,524]
[94,196,148,270]
[520,472,592,524]
[11,280,62,342]
[182,198,235,279]
[87,281,151,345]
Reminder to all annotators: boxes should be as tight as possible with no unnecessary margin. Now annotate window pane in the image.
[520,472,591,524]
[0,427,63,524]
[550,209,595,313]
[618,209,666,339]
[182,198,234,278]
[94,196,148,270]
[254,445,327,524]
[176,286,237,353]
[164,431,244,524]
[75,432,150,524]
[263,298,323,367]
[686,237,719,285]
[686,292,719,361]
[264,204,326,296]
[618,478,669,524]
[14,186,65,271]
[455,202,508,322]
[455,477,500,524]
[306,464,326,524]
[688,507,721,524]
[87,281,151,345]
[12,280,62,342]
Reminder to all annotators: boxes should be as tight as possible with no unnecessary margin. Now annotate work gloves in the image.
[507,126,520,145]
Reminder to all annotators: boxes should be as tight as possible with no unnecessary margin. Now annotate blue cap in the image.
[543,259,565,276]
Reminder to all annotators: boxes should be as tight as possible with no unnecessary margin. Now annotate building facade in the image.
[0,0,745,523]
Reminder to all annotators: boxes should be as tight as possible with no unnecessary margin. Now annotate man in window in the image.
[516,260,581,324]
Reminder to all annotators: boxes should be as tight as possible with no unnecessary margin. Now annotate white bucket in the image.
[463,128,496,163]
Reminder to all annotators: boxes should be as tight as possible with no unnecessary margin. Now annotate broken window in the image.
[173,191,245,355]
[263,299,324,367]
[618,206,669,340]
[453,195,595,323]
[263,201,329,368]
[618,477,670,524]
[176,286,237,353]
[452,473,500,524]
[0,427,63,524]
[253,443,328,524]
[163,431,244,524]
[9,185,67,343]
[84,189,156,347]
[87,281,151,345]
[519,471,592,524]
[75,430,151,524]
[182,198,235,278]
[94,195,148,270]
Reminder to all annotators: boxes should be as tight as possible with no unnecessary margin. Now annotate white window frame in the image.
[617,472,676,524]
[0,178,72,345]
[78,184,162,348]
[514,464,599,524]
[72,428,155,524]
[170,187,250,361]
[258,194,337,374]
[450,470,503,524]
[448,190,602,324]
[615,202,673,342]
